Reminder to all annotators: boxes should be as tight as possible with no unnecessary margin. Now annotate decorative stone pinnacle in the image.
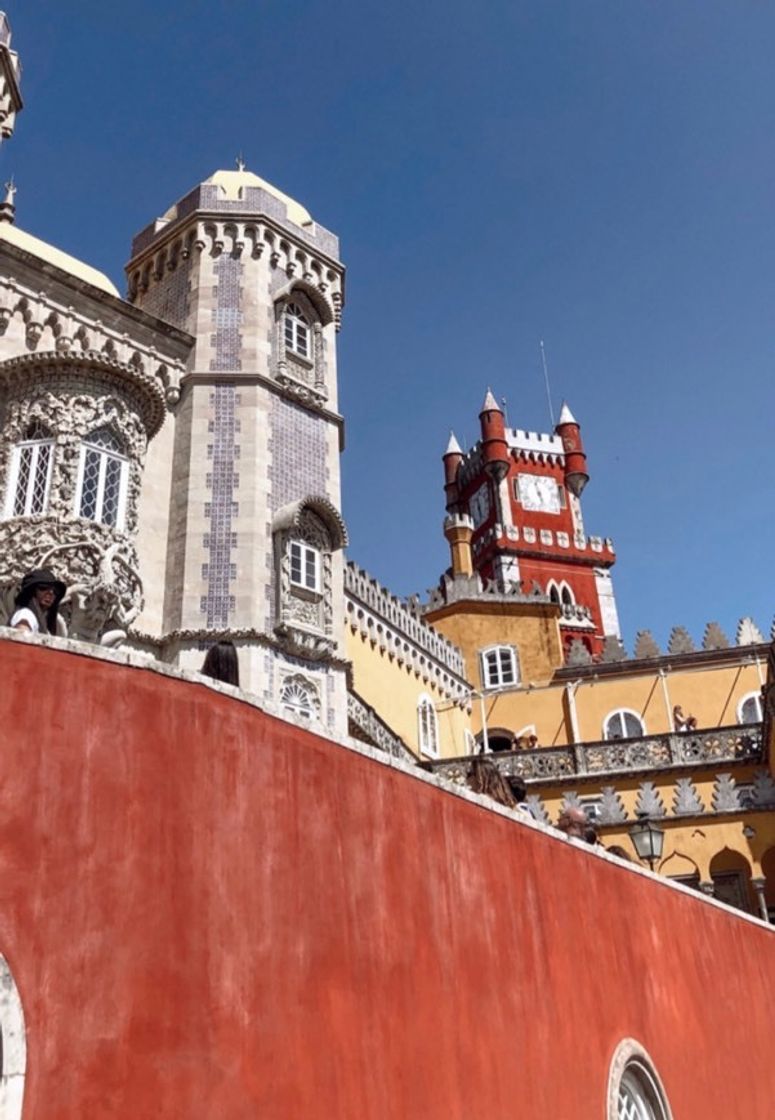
[557,400,577,425]
[0,175,16,223]
[444,431,462,455]
[236,153,246,172]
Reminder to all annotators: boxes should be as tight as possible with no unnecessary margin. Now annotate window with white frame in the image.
[616,1062,670,1120]
[6,422,54,517]
[604,709,645,741]
[548,581,561,605]
[481,645,519,690]
[560,582,575,606]
[283,301,310,359]
[417,694,438,756]
[738,691,763,724]
[75,428,128,529]
[289,540,321,594]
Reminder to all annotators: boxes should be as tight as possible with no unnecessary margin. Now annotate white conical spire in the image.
[444,431,462,455]
[557,400,577,425]
[480,388,500,412]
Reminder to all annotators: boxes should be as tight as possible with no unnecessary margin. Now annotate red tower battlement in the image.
[442,392,619,660]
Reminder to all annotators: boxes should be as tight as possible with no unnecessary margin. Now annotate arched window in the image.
[0,953,26,1120]
[280,676,318,720]
[5,422,54,517]
[548,582,561,605]
[481,645,519,690]
[417,694,438,757]
[75,428,128,529]
[603,709,645,741]
[283,301,310,359]
[737,691,763,724]
[608,1041,672,1120]
[560,582,575,606]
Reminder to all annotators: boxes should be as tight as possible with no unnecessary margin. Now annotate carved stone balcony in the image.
[429,724,763,787]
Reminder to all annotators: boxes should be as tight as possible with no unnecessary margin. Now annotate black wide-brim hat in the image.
[15,568,67,609]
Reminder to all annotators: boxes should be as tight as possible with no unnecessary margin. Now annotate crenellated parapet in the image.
[345,560,469,701]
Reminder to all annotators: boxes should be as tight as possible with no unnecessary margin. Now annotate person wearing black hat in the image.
[10,568,67,635]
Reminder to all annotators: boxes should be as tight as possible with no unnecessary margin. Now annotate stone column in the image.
[751,877,770,922]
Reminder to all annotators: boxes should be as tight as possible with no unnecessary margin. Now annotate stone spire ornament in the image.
[0,176,16,223]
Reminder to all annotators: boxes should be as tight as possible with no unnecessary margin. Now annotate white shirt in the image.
[9,607,40,633]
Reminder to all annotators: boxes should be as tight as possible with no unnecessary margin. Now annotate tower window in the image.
[75,428,128,529]
[6,422,54,517]
[281,676,318,719]
[283,301,310,359]
[603,709,645,741]
[481,645,519,690]
[289,541,321,593]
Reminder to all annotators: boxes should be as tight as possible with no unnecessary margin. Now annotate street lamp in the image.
[628,813,665,871]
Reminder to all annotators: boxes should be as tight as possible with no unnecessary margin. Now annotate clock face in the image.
[517,473,561,515]
[470,484,491,527]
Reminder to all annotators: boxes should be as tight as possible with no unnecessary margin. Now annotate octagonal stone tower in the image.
[126,167,349,733]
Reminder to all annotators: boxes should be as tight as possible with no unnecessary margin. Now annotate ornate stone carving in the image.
[702,622,730,650]
[566,638,592,666]
[598,785,627,824]
[736,617,764,645]
[712,773,741,812]
[525,795,550,825]
[673,777,704,816]
[0,518,142,642]
[668,626,695,654]
[635,781,666,818]
[599,635,627,663]
[347,690,414,760]
[751,769,775,809]
[633,630,661,659]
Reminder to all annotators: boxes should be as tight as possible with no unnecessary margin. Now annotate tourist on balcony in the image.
[201,640,240,687]
[10,568,67,636]
[673,705,697,732]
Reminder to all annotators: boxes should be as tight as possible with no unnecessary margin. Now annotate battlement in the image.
[344,561,469,696]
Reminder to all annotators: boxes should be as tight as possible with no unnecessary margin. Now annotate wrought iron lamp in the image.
[628,813,665,871]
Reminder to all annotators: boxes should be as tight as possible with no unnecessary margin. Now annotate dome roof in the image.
[203,168,313,228]
[0,222,120,296]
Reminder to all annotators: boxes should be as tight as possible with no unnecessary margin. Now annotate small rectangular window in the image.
[290,541,320,593]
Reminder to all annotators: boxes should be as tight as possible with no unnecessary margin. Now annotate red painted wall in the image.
[1,637,774,1118]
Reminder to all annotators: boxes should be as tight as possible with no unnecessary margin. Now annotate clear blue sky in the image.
[7,1,775,651]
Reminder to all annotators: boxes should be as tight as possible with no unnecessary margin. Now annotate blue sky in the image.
[6,1,775,651]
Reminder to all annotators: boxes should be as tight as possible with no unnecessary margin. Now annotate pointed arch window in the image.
[418,694,439,757]
[283,301,310,359]
[75,427,128,529]
[5,422,54,517]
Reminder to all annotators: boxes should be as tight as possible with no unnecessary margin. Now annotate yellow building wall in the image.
[459,659,765,750]
[427,602,563,691]
[346,626,471,759]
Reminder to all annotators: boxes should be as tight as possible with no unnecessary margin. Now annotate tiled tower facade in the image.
[442,391,620,660]
[127,169,349,731]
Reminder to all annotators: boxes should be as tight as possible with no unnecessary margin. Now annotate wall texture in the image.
[1,635,774,1119]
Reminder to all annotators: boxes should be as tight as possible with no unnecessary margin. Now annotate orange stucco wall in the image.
[1,635,775,1118]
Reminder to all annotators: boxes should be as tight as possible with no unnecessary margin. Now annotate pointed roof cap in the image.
[557,400,578,425]
[480,388,501,413]
[444,431,463,456]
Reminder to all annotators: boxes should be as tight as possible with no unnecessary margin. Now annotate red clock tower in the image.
[441,390,619,660]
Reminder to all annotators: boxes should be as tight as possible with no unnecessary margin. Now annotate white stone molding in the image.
[0,953,26,1120]
[606,1038,673,1120]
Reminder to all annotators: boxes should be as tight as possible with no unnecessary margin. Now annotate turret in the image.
[443,431,463,512]
[556,401,589,498]
[479,389,509,483]
[444,514,474,578]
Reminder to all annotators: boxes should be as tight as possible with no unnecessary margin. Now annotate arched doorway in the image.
[709,848,755,914]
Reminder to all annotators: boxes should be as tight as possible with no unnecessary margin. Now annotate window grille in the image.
[283,301,310,359]
[481,646,518,689]
[290,541,321,593]
[604,710,645,741]
[417,695,439,756]
[281,679,316,719]
[75,428,128,529]
[7,425,54,516]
